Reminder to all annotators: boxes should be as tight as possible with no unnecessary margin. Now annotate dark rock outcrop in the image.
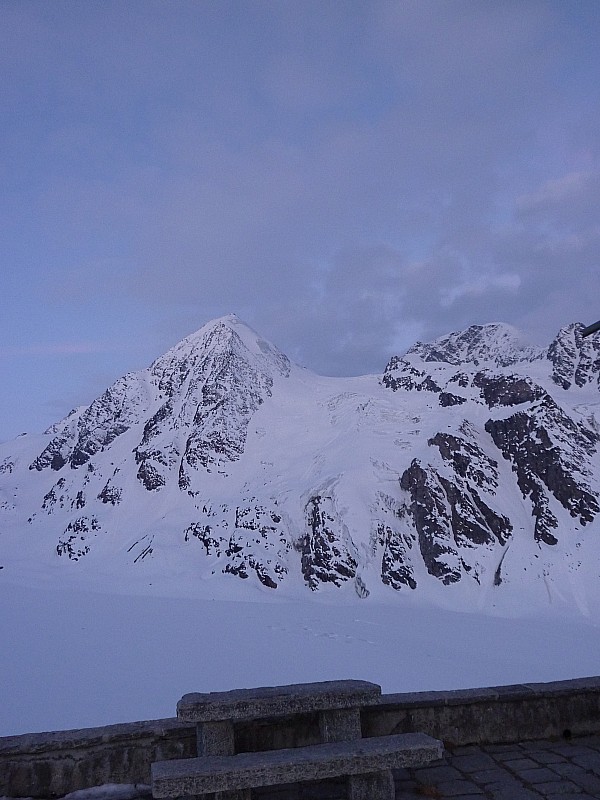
[548,322,600,390]
[3,315,600,603]
[301,496,358,590]
[486,395,599,544]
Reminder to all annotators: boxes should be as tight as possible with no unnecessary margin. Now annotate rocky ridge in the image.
[1,316,599,612]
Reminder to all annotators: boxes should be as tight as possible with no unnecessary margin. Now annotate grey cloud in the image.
[4,0,600,391]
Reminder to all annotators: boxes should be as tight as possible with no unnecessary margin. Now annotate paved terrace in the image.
[252,734,600,799]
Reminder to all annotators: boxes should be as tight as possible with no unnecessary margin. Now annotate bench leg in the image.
[197,720,236,756]
[348,769,395,800]
[318,707,362,742]
[195,723,246,799]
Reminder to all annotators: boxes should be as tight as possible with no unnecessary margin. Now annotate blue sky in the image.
[1,0,599,441]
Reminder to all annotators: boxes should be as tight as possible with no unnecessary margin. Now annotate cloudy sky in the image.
[1,1,599,441]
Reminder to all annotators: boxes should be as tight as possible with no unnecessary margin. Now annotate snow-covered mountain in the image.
[1,314,599,614]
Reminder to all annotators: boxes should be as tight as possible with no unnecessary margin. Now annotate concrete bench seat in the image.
[177,680,381,723]
[178,680,382,756]
[152,731,444,800]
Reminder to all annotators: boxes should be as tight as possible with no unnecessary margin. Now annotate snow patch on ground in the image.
[2,578,599,738]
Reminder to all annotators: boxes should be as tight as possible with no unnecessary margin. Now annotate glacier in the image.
[1,314,599,616]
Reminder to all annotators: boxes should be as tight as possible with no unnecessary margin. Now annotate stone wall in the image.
[2,677,600,798]
[0,719,194,798]
[364,677,600,744]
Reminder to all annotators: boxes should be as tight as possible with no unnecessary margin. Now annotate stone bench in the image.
[151,731,444,799]
[177,680,383,756]
[152,681,443,798]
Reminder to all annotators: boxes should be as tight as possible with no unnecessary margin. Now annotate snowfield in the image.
[2,315,600,738]
[2,316,600,614]
[2,575,599,737]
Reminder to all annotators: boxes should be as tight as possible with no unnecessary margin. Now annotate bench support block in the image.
[319,707,362,743]
[349,769,395,800]
[197,721,235,757]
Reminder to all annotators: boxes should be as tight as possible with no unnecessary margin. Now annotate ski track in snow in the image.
[2,578,599,738]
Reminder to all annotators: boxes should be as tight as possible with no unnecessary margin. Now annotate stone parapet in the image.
[2,676,600,798]
[364,676,600,745]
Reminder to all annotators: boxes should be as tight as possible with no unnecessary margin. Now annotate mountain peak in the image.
[160,314,290,374]
[405,322,544,368]
[2,317,600,614]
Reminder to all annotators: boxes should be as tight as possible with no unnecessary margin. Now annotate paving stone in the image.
[520,740,555,751]
[517,767,564,783]
[391,767,412,780]
[502,757,542,771]
[485,778,536,791]
[527,751,567,764]
[533,781,584,795]
[451,753,498,772]
[394,778,419,792]
[550,745,598,758]
[444,796,485,800]
[470,768,514,785]
[572,736,600,748]
[571,753,600,773]
[550,763,588,779]
[247,735,600,800]
[413,765,463,782]
[544,795,593,800]
[427,757,450,767]
[451,745,484,755]
[487,785,542,800]
[435,780,483,796]
[492,750,530,762]
[569,771,600,794]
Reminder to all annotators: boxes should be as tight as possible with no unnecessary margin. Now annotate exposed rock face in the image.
[376,492,418,591]
[31,319,287,491]
[472,373,545,408]
[183,501,290,589]
[382,358,442,393]
[1,317,600,609]
[548,322,600,389]
[400,462,462,584]
[398,430,512,586]
[31,376,151,472]
[406,323,545,368]
[377,323,599,596]
[300,495,358,590]
[133,322,281,492]
[97,479,122,506]
[56,516,101,560]
[438,392,466,407]
[486,396,599,544]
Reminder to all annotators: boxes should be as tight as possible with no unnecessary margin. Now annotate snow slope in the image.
[1,316,600,738]
[2,577,599,737]
[1,315,600,616]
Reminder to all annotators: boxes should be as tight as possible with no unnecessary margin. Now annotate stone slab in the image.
[151,732,443,796]
[177,680,381,723]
